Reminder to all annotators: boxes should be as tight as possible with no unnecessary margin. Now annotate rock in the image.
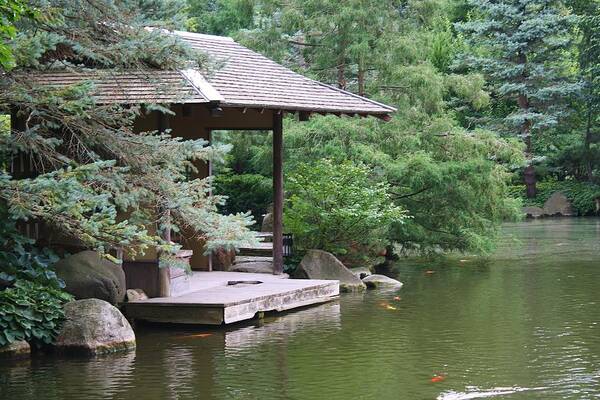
[350,267,372,280]
[0,340,30,359]
[55,251,126,305]
[126,288,148,302]
[261,212,273,232]
[54,299,135,355]
[293,250,366,292]
[230,261,274,274]
[523,206,545,218]
[543,192,574,216]
[362,274,403,289]
[213,248,236,271]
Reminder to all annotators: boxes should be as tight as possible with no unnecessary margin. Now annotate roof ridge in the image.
[173,30,235,42]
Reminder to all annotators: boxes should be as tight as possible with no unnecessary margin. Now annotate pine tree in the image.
[1,0,256,256]
[456,0,581,196]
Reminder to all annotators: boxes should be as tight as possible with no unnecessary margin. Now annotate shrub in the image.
[0,205,72,347]
[508,179,600,215]
[0,280,72,347]
[213,173,273,227]
[284,159,407,266]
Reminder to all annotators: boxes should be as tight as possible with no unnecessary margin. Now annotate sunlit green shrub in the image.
[284,159,407,266]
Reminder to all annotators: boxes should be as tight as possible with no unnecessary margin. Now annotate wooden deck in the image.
[124,272,339,325]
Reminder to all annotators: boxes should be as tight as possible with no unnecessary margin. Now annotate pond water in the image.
[2,218,600,400]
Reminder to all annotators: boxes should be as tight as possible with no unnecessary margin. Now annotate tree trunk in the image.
[583,69,596,181]
[517,52,536,198]
[358,64,365,96]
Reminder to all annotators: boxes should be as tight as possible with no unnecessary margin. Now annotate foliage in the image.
[0,211,62,289]
[213,173,272,227]
[278,116,523,255]
[0,280,72,347]
[0,0,34,70]
[455,0,581,157]
[284,159,407,265]
[1,0,256,257]
[186,0,255,36]
[508,179,600,215]
[200,0,526,256]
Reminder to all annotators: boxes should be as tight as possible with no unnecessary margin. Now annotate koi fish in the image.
[459,259,469,263]
[178,333,213,339]
[378,302,397,310]
[393,296,401,301]
[430,374,446,383]
[425,270,436,275]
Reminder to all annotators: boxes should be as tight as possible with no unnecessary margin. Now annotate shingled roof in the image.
[174,31,395,116]
[24,31,396,117]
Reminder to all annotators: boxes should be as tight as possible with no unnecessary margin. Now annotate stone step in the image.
[239,241,273,256]
[235,256,274,264]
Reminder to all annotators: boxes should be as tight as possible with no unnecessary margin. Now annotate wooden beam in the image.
[272,113,284,275]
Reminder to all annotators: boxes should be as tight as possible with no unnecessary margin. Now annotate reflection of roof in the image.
[25,31,396,117]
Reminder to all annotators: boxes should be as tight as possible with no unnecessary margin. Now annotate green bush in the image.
[284,159,407,266]
[213,173,273,227]
[0,205,72,347]
[508,179,600,215]
[0,280,72,347]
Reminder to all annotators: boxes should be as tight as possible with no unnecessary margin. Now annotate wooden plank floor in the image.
[124,272,339,325]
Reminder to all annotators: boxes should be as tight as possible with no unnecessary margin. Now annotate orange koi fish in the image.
[178,333,213,339]
[393,296,402,301]
[430,374,446,383]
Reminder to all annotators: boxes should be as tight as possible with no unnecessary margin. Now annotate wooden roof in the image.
[174,31,396,116]
[22,31,396,117]
[26,70,209,104]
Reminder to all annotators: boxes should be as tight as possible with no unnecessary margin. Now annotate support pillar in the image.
[273,112,284,274]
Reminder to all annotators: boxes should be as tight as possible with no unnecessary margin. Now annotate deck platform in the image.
[124,272,339,325]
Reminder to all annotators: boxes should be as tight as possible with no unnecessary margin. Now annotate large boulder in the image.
[55,251,126,305]
[261,212,273,232]
[543,192,574,216]
[54,299,135,355]
[523,206,545,218]
[0,340,30,359]
[362,274,403,289]
[293,250,366,292]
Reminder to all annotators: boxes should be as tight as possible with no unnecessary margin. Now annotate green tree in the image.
[285,159,406,265]
[456,0,580,196]
[186,0,255,36]
[0,0,33,70]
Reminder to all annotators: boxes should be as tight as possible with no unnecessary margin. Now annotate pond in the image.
[2,218,600,400]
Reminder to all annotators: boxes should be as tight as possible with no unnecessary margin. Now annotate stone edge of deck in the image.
[124,279,340,325]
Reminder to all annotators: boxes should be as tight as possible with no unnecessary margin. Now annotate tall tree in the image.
[571,0,600,180]
[457,0,580,197]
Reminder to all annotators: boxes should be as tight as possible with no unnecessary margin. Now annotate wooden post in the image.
[273,112,284,275]
[157,210,172,298]
[157,112,171,296]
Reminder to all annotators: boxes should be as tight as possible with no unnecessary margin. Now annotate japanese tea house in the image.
[19,31,396,324]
